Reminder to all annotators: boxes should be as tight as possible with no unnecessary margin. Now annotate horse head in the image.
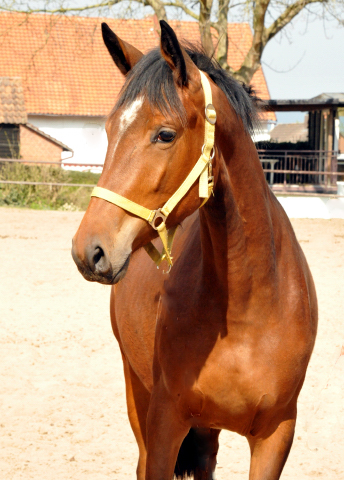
[72,21,225,284]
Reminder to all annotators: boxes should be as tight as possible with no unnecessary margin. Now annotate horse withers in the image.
[72,21,317,480]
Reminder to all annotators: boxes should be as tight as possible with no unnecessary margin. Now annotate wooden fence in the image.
[1,153,344,198]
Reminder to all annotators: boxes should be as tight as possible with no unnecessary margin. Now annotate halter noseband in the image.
[91,70,216,271]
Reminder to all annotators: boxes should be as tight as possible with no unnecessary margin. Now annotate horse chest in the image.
[156,319,274,432]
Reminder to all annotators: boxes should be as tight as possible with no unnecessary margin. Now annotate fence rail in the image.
[0,158,102,167]
[258,149,341,190]
[0,180,95,188]
[1,154,344,197]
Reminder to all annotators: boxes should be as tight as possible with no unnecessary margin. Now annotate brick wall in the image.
[19,125,63,162]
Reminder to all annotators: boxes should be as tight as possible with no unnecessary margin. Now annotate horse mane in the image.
[115,44,259,135]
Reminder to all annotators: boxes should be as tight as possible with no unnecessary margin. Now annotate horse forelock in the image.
[114,48,187,125]
[111,45,259,135]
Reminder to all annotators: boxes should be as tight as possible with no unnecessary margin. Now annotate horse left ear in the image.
[160,20,199,87]
[101,23,143,75]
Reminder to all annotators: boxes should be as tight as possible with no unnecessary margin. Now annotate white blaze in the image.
[111,97,144,157]
[119,97,144,135]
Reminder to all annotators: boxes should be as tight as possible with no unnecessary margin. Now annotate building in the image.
[266,93,344,152]
[259,93,344,193]
[269,118,308,144]
[0,12,275,167]
[0,77,72,162]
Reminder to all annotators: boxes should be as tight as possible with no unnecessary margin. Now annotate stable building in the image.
[0,12,275,167]
[0,77,72,162]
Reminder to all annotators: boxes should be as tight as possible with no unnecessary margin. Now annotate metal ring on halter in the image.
[202,144,215,161]
[205,104,217,125]
[149,208,167,230]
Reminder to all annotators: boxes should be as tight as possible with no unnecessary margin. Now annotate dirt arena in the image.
[1,207,344,479]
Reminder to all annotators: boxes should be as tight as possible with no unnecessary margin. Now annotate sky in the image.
[262,15,344,123]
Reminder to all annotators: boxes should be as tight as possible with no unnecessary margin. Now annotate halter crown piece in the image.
[91,70,216,271]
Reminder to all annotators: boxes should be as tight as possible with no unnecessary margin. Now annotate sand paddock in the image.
[1,207,343,479]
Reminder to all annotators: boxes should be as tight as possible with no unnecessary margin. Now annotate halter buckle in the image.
[150,208,167,230]
[205,104,217,125]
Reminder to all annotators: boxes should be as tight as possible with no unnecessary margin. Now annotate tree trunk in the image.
[199,0,214,57]
[232,45,263,85]
[233,0,269,84]
[145,0,167,21]
[216,0,230,71]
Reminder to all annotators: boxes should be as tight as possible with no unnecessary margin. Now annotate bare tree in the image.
[1,0,343,84]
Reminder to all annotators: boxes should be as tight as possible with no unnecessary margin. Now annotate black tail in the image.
[174,428,220,479]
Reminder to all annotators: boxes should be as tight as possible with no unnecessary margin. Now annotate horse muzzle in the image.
[71,236,131,285]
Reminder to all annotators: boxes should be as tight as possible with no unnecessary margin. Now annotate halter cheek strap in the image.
[91,70,216,270]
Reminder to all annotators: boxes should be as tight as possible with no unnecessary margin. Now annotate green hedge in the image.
[0,163,100,210]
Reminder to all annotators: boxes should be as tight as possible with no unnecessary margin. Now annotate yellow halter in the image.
[91,70,216,270]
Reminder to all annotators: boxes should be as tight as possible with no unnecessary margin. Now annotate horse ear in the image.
[101,23,143,75]
[160,20,198,87]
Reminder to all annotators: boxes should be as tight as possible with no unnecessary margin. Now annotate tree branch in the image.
[265,0,327,44]
[1,0,169,23]
[162,0,199,20]
[233,0,328,84]
[0,1,123,15]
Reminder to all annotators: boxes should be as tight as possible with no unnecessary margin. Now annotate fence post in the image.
[325,109,335,187]
[332,152,338,187]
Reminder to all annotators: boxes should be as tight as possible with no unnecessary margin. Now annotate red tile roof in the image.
[0,77,27,123]
[0,12,274,120]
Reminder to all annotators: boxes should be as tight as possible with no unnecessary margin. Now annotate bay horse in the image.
[72,20,317,480]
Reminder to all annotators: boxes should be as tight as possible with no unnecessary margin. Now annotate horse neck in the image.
[199,123,278,301]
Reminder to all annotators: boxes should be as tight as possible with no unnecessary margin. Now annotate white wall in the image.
[29,115,108,168]
[277,192,344,219]
[30,115,276,167]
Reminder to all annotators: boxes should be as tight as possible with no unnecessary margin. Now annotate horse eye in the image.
[157,131,176,143]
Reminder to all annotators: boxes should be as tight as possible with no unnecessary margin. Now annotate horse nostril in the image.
[93,246,104,267]
[90,244,112,277]
[82,242,112,277]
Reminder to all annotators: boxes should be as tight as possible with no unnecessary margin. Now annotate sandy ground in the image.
[1,207,344,480]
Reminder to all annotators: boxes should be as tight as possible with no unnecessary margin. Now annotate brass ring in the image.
[202,144,215,160]
[150,209,167,230]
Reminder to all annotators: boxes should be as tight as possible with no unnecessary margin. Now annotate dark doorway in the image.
[0,124,20,158]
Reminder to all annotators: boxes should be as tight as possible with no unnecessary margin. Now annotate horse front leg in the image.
[247,405,297,480]
[121,352,151,480]
[145,379,190,480]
